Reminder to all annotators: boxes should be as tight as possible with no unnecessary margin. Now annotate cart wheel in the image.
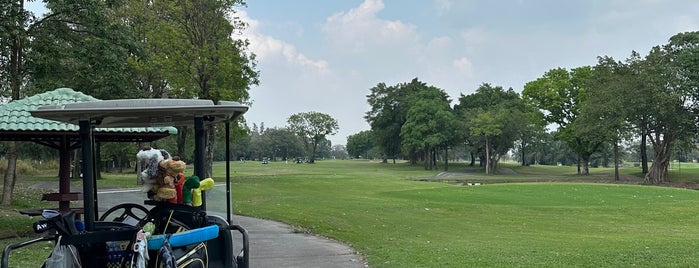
[99,203,150,224]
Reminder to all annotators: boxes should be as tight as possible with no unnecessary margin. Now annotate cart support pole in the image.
[194,117,206,210]
[226,120,232,224]
[79,120,95,231]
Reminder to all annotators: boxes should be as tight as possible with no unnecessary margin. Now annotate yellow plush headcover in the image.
[192,178,215,207]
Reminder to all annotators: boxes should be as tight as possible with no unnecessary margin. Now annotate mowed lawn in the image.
[221,160,699,267]
[3,160,699,267]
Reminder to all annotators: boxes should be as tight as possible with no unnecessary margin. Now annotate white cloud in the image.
[427,36,452,50]
[235,10,329,74]
[461,27,487,44]
[320,0,479,100]
[453,57,474,75]
[322,0,419,52]
[434,0,453,14]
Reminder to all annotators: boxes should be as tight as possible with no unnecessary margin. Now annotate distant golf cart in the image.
[2,99,249,268]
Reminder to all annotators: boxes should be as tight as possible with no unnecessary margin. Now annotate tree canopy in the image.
[455,83,530,174]
[287,111,339,163]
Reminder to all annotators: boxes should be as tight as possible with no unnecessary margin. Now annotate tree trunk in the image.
[3,1,23,206]
[576,156,581,175]
[1,142,18,206]
[118,156,124,173]
[613,141,619,181]
[491,154,501,173]
[309,140,317,163]
[95,142,102,179]
[644,133,672,184]
[602,149,609,168]
[423,148,428,170]
[521,141,526,166]
[469,152,475,167]
[73,150,81,179]
[640,130,648,174]
[432,148,437,170]
[204,126,215,178]
[409,150,417,165]
[581,154,590,175]
[177,126,188,160]
[444,147,449,171]
[485,138,491,175]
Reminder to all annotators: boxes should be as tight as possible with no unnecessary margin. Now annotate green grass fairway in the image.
[225,160,699,267]
[3,160,699,267]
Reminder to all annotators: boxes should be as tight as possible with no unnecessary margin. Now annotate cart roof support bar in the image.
[79,120,96,231]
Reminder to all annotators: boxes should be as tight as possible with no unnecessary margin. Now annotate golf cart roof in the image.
[30,99,248,127]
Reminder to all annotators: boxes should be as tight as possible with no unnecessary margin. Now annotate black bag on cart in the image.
[150,203,208,233]
[148,203,210,268]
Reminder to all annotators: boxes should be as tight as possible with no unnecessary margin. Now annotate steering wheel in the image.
[99,203,150,224]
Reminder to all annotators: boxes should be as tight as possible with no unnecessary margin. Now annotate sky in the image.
[237,0,699,146]
[25,0,699,146]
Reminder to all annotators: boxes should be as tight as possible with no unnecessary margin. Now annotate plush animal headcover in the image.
[136,146,170,196]
[192,178,215,207]
[182,175,201,205]
[155,156,186,203]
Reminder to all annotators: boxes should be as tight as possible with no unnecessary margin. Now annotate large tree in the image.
[257,127,304,161]
[523,67,605,175]
[287,112,339,163]
[455,83,527,174]
[115,0,259,177]
[0,0,26,206]
[578,56,634,180]
[637,33,698,183]
[468,110,504,174]
[365,78,429,163]
[25,0,140,99]
[400,87,457,170]
[1,0,138,205]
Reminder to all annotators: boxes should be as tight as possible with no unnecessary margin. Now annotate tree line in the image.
[352,31,699,184]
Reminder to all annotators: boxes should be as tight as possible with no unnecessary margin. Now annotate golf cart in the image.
[2,99,249,268]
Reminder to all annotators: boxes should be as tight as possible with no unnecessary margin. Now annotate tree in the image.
[1,0,138,205]
[315,138,332,159]
[346,130,374,159]
[523,67,605,175]
[0,0,25,206]
[100,142,139,173]
[365,78,429,163]
[578,56,634,180]
[455,83,527,174]
[516,104,546,166]
[25,0,140,99]
[330,144,348,160]
[287,112,339,163]
[469,111,503,174]
[400,87,458,170]
[260,127,304,161]
[114,0,259,177]
[636,33,698,183]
